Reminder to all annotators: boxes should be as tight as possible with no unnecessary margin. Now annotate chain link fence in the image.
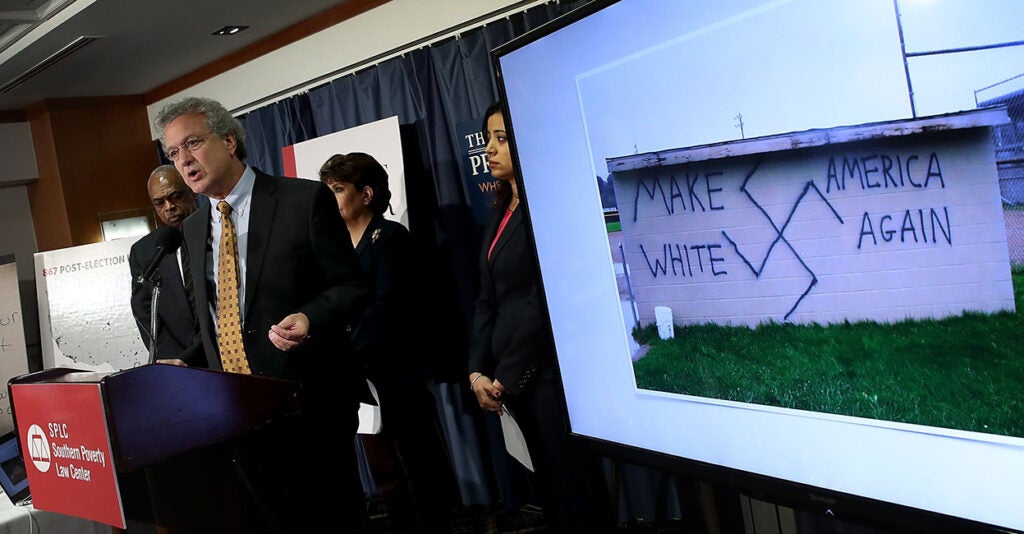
[978,78,1024,268]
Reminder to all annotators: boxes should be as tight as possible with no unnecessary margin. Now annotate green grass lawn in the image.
[632,268,1024,438]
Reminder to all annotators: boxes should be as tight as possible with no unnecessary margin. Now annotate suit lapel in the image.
[355,217,383,257]
[354,226,371,258]
[244,172,277,319]
[184,205,211,341]
[157,252,194,328]
[488,207,523,265]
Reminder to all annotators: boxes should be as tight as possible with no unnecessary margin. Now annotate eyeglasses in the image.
[165,131,214,161]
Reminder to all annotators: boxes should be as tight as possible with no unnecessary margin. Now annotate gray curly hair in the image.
[154,96,247,161]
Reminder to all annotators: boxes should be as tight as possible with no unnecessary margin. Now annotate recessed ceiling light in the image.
[212,25,249,36]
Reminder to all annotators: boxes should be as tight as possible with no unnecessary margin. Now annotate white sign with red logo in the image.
[282,115,408,228]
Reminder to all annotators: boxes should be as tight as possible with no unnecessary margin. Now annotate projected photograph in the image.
[605,123,1022,439]
[497,0,1024,529]
[572,0,1024,439]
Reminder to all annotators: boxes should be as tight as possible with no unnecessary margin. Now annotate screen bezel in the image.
[0,431,30,503]
[489,1,1021,532]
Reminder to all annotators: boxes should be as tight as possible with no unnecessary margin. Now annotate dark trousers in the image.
[361,379,461,533]
[144,446,244,534]
[233,404,366,533]
[504,378,616,532]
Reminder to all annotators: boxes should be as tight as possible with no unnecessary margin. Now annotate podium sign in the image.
[10,381,124,528]
[8,364,304,530]
[8,364,305,524]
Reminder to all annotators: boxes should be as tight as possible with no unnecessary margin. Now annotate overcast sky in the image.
[574,0,1024,178]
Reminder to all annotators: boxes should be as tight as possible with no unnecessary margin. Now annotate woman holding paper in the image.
[319,152,460,533]
[468,102,615,531]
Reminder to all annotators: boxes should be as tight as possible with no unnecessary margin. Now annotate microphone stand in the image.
[147,272,162,365]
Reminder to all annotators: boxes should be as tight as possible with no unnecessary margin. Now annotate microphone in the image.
[136,226,183,285]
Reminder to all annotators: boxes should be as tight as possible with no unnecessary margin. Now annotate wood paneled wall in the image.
[27,96,158,251]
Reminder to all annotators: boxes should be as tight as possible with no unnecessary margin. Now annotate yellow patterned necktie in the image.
[216,201,251,374]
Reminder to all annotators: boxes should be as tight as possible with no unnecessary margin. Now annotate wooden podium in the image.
[7,365,303,529]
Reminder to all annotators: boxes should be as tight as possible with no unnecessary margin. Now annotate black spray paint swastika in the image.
[722,160,844,321]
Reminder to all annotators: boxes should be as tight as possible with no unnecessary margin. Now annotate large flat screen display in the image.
[493,0,1024,531]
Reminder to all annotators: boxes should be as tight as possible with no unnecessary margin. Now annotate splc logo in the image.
[25,424,51,473]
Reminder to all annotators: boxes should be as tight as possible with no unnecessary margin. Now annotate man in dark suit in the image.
[154,96,369,533]
[129,164,204,366]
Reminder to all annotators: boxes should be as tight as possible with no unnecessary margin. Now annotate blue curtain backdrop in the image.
[236,0,694,522]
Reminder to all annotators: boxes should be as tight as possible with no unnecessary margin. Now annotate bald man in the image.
[148,164,198,230]
[129,165,204,366]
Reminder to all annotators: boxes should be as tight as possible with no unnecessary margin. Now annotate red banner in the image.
[11,383,125,528]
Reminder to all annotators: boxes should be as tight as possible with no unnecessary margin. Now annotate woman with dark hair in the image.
[320,152,460,533]
[468,103,615,531]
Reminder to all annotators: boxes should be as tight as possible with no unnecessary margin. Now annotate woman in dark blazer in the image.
[468,102,615,532]
[320,152,460,533]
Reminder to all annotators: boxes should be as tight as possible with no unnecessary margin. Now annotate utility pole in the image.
[893,0,917,117]
[734,113,745,139]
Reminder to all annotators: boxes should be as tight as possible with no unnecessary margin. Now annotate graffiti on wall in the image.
[613,129,1013,327]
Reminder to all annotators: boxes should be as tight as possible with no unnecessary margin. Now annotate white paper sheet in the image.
[500,406,533,472]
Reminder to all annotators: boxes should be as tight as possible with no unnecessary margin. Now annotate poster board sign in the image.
[282,115,408,228]
[10,381,124,528]
[456,115,498,226]
[0,255,28,435]
[34,238,146,371]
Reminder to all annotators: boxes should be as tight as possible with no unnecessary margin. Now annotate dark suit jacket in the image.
[129,229,204,366]
[468,205,555,395]
[181,170,368,404]
[351,216,430,385]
